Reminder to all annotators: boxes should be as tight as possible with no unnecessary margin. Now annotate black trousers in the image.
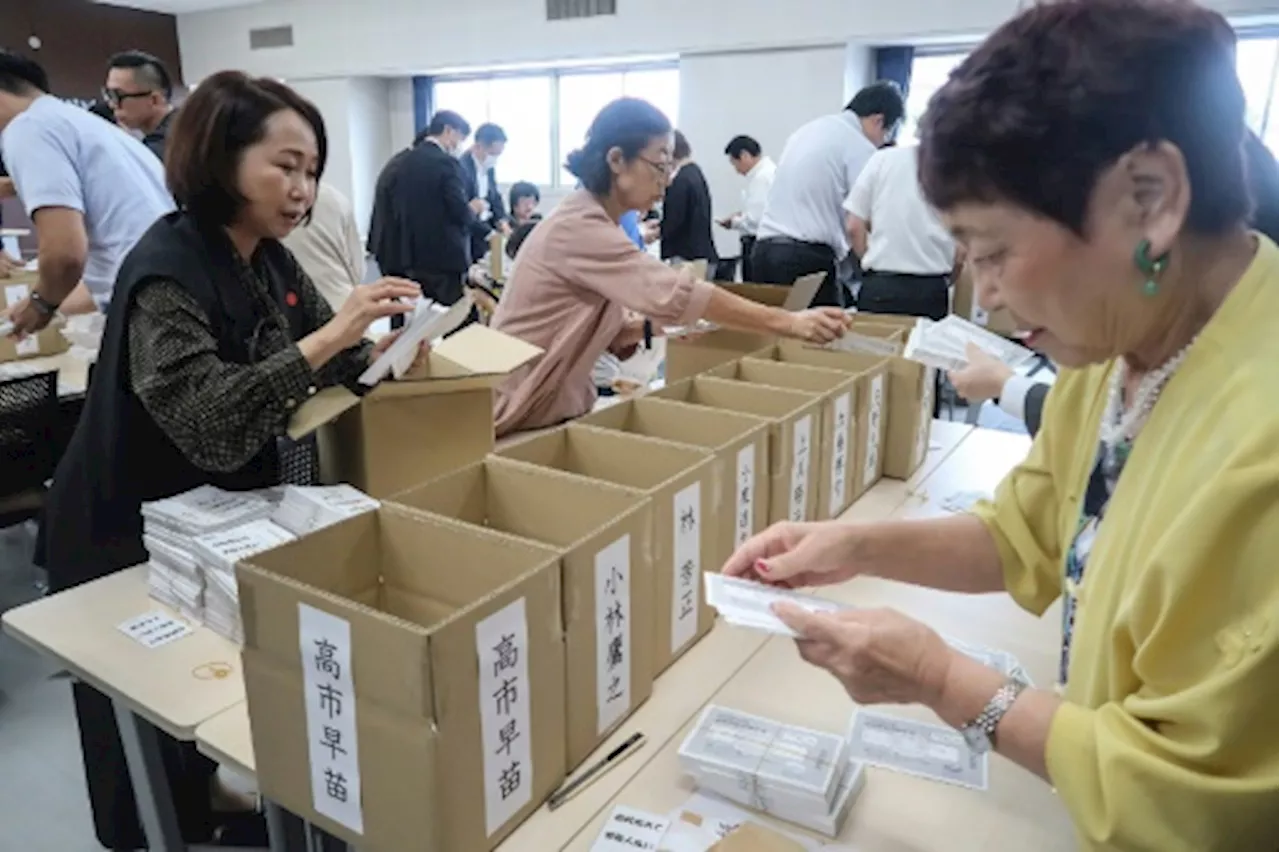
[739,235,757,282]
[750,238,844,308]
[858,270,951,415]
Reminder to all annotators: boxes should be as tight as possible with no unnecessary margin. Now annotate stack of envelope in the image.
[142,486,274,622]
[903,315,1035,373]
[677,706,866,837]
[270,484,380,536]
[193,518,298,643]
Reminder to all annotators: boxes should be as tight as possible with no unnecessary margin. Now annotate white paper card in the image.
[914,368,935,467]
[846,710,988,791]
[357,293,474,386]
[594,535,632,735]
[476,597,533,836]
[1,235,21,259]
[298,603,364,834]
[4,283,29,307]
[789,415,812,522]
[671,482,702,654]
[590,806,670,852]
[14,335,38,356]
[828,392,852,516]
[193,519,295,572]
[704,574,851,637]
[828,331,900,357]
[734,445,755,548]
[117,611,193,648]
[862,374,885,489]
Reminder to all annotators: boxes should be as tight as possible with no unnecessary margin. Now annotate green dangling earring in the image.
[1133,238,1167,297]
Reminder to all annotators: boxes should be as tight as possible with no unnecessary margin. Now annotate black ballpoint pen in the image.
[547,731,646,810]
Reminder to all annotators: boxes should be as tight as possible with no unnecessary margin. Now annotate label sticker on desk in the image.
[671,481,702,654]
[299,602,363,835]
[789,415,812,522]
[828,391,852,516]
[117,611,192,648]
[477,597,533,837]
[734,444,755,548]
[863,374,884,489]
[594,534,632,735]
[590,805,671,851]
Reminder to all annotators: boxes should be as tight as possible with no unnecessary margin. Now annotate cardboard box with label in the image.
[651,376,823,526]
[387,456,655,771]
[496,424,718,674]
[845,319,935,480]
[665,327,775,384]
[579,396,770,566]
[706,358,860,521]
[0,277,69,362]
[286,324,541,498]
[756,343,891,503]
[237,505,565,851]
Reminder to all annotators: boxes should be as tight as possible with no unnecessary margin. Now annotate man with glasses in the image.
[105,50,177,160]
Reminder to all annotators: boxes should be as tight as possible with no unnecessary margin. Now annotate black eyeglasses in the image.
[101,87,155,108]
[637,156,675,177]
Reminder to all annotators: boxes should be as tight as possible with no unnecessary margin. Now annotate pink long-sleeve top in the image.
[491,190,715,437]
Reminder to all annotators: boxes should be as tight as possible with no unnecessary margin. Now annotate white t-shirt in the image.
[844,145,956,276]
[734,156,776,237]
[1,96,174,311]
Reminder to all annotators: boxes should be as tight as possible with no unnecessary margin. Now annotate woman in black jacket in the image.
[39,71,418,849]
[659,130,718,264]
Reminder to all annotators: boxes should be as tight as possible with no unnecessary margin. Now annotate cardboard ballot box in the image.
[706,358,860,521]
[651,376,823,526]
[845,319,933,480]
[580,397,770,566]
[287,324,541,498]
[497,424,717,675]
[0,277,69,362]
[238,506,566,851]
[666,327,775,384]
[756,343,891,501]
[389,456,655,771]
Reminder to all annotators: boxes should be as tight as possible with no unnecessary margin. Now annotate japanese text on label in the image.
[476,597,533,836]
[789,415,813,522]
[734,445,755,548]
[595,535,632,735]
[671,482,701,654]
[863,373,885,488]
[828,392,852,516]
[298,603,363,834]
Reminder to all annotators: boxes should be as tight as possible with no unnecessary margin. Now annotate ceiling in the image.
[91,0,264,13]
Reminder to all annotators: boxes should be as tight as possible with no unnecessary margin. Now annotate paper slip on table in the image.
[562,426,1078,852]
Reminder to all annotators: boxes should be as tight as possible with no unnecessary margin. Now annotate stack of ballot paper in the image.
[704,574,852,638]
[270,484,380,536]
[903,315,1035,373]
[192,518,297,643]
[142,486,274,621]
[677,706,866,837]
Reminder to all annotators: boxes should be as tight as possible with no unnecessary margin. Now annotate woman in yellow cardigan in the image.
[723,1,1277,849]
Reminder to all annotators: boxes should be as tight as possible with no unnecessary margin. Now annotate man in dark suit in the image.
[459,122,509,261]
[367,111,480,320]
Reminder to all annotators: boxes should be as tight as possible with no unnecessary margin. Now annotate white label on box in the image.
[734,444,755,548]
[476,597,533,836]
[594,535,632,735]
[590,806,671,851]
[117,610,193,649]
[789,415,813,522]
[298,602,364,835]
[828,392,852,517]
[863,374,884,489]
[914,368,936,467]
[14,335,38,356]
[671,481,701,654]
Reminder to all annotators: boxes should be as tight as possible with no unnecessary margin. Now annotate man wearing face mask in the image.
[460,122,511,261]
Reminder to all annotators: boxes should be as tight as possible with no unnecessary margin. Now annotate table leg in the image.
[112,700,185,851]
[264,800,292,852]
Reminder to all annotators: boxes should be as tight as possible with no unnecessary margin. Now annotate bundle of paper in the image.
[270,484,379,536]
[358,293,474,385]
[903,315,1035,373]
[193,518,296,643]
[704,574,851,638]
[845,709,988,791]
[943,634,1033,686]
[677,706,864,837]
[144,532,204,618]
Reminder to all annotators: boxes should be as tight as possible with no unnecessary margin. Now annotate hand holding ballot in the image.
[787,309,851,345]
[721,521,861,589]
[326,277,420,349]
[948,342,1016,403]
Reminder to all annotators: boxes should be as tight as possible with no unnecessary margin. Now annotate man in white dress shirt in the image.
[752,81,904,307]
[719,135,776,281]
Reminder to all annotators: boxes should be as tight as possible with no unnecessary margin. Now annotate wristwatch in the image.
[959,677,1027,755]
[29,291,59,316]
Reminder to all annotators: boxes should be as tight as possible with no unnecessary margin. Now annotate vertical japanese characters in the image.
[828,392,853,516]
[914,368,936,468]
[863,374,884,489]
[594,535,632,735]
[298,603,364,835]
[734,445,755,548]
[476,598,534,837]
[671,482,702,654]
[789,415,813,522]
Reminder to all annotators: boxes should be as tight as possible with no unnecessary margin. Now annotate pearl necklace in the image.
[1098,341,1195,470]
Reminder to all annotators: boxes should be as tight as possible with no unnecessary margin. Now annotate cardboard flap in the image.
[287,386,361,440]
[424,324,541,380]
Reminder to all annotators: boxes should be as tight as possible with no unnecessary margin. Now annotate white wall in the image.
[679,45,848,259]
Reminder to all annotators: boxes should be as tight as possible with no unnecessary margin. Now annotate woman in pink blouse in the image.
[491,98,849,437]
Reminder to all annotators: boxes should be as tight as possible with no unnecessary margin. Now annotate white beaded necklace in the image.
[1099,340,1196,467]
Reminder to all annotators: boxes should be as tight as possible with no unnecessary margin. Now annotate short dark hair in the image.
[672,130,692,161]
[166,70,327,228]
[107,50,172,100]
[724,135,762,159]
[565,97,672,194]
[427,110,470,138]
[918,0,1249,236]
[846,81,905,127]
[509,180,540,210]
[475,122,507,145]
[0,51,48,95]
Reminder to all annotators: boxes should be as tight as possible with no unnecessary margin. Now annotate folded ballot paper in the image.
[677,706,866,838]
[903,315,1035,373]
[270,484,380,536]
[704,574,852,638]
[358,293,474,386]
